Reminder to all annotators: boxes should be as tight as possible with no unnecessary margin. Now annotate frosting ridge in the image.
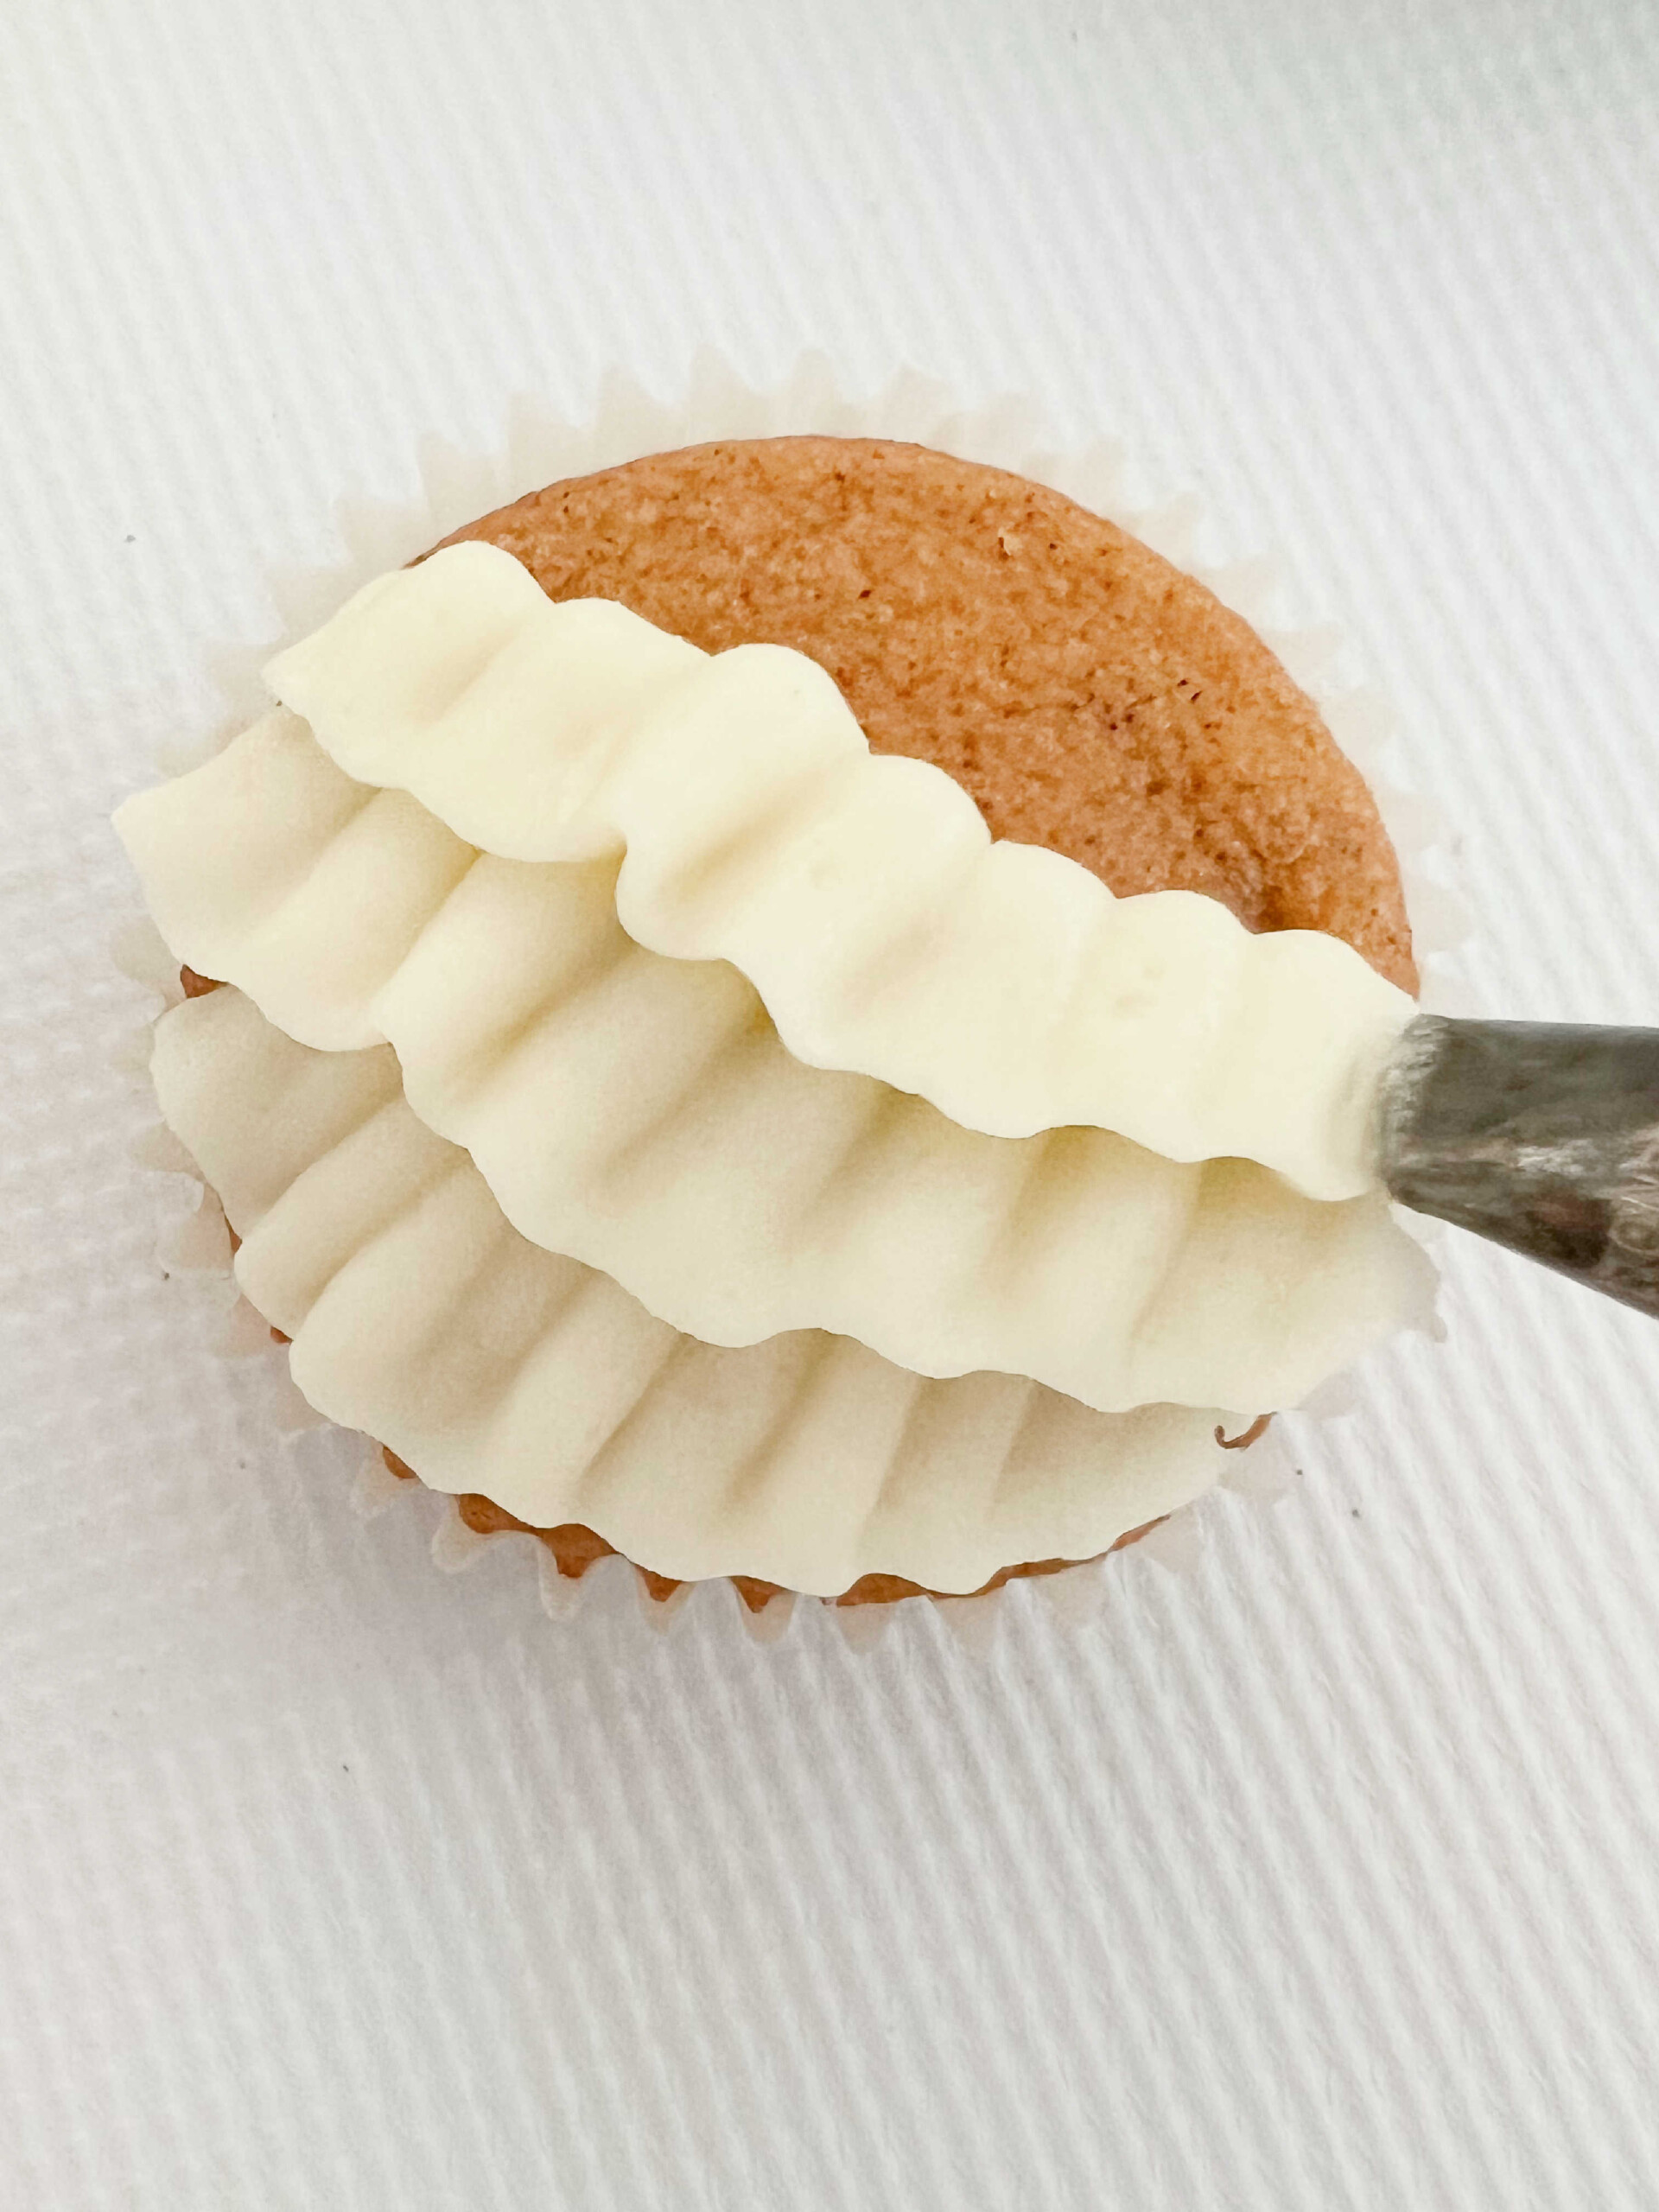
[262,541,1413,1198]
[118,715,1431,1412]
[150,987,1235,1593]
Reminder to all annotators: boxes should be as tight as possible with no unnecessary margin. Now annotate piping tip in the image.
[1378,1016,1659,1319]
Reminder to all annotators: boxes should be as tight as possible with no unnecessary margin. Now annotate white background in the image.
[5,3,1659,2206]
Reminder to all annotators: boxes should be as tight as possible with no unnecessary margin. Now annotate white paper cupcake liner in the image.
[113,353,1465,1649]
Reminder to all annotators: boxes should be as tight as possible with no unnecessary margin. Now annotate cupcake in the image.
[116,434,1433,1613]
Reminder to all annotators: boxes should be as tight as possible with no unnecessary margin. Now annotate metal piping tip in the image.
[1377,1016,1659,1319]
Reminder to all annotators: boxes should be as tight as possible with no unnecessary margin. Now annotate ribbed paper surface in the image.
[5,3,1659,2205]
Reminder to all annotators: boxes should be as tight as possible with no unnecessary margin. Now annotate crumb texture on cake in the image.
[442,436,1415,991]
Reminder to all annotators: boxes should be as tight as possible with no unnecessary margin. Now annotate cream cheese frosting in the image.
[260,541,1414,1201]
[116,709,1429,1412]
[152,985,1236,1593]
[116,543,1435,1592]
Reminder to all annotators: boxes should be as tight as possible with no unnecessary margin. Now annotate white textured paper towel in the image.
[5,3,1659,2207]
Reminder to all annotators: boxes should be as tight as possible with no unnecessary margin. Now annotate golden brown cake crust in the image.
[442,435,1415,991]
[383,1451,1164,1612]
[252,435,1408,1607]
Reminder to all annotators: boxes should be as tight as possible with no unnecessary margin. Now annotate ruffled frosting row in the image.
[118,709,1429,1412]
[154,985,1233,1593]
[114,543,1433,1589]
[261,541,1414,1199]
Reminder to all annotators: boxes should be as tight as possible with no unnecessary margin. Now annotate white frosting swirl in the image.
[117,709,1429,1413]
[113,546,1436,1590]
[152,986,1233,1594]
[263,542,1414,1200]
